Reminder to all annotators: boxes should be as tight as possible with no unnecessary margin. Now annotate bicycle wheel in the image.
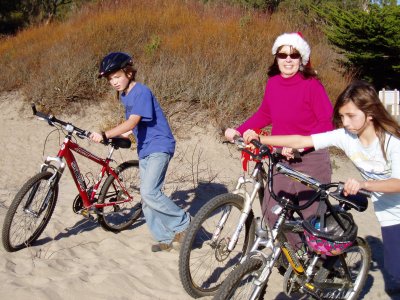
[179,193,255,298]
[97,160,142,232]
[213,256,266,300]
[314,237,371,300]
[2,171,59,252]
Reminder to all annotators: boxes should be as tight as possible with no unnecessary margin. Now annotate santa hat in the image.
[271,32,311,66]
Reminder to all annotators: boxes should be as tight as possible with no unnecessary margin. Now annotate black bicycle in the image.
[213,138,372,300]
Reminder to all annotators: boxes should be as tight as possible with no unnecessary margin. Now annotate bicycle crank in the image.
[72,194,84,214]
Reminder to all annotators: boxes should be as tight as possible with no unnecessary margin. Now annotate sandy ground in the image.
[0,92,398,300]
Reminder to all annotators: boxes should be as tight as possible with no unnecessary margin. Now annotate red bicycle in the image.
[2,104,142,252]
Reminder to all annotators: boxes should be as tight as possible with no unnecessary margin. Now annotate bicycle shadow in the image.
[32,216,146,246]
[170,181,229,216]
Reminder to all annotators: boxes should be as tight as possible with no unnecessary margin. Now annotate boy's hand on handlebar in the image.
[225,128,241,142]
[90,132,103,143]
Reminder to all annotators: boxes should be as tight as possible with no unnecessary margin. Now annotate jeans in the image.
[139,152,190,244]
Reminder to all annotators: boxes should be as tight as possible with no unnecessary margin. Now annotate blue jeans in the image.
[139,152,190,244]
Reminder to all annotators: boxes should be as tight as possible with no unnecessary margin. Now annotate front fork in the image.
[23,156,64,217]
[210,172,261,252]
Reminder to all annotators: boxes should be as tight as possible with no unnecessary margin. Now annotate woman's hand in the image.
[243,129,259,144]
[343,178,365,196]
[90,132,103,143]
[225,128,241,142]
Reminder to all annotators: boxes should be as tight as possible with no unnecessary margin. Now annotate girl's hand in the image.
[90,132,103,143]
[343,178,365,196]
[243,129,259,144]
[225,128,241,142]
[280,147,295,160]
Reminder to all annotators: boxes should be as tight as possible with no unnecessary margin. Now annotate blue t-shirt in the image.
[121,83,175,159]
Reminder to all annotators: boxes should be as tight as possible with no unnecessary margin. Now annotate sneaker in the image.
[171,229,188,250]
[151,242,173,252]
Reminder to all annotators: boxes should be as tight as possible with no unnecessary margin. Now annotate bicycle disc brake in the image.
[215,238,231,262]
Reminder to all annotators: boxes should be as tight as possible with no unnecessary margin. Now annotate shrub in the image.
[0,0,350,130]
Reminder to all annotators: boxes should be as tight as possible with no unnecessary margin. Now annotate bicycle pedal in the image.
[80,209,96,221]
[302,282,347,300]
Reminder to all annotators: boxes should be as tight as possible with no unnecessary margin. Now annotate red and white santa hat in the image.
[271,32,311,66]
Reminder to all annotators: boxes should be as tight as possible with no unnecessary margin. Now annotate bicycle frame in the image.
[220,161,265,252]
[233,159,370,300]
[40,124,132,210]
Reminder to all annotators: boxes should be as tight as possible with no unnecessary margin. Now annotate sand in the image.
[0,92,398,300]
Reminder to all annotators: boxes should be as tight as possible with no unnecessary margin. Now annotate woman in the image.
[225,32,333,250]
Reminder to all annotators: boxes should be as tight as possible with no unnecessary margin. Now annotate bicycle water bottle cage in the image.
[241,128,272,172]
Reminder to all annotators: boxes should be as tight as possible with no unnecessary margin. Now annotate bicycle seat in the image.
[330,192,368,212]
[110,137,131,149]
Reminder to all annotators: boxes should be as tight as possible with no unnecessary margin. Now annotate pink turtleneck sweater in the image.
[237,73,333,136]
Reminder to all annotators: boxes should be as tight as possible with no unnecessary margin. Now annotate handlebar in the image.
[31,103,104,143]
[229,135,371,211]
[231,135,300,160]
[335,182,372,198]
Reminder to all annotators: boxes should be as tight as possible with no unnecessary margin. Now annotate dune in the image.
[0,92,396,299]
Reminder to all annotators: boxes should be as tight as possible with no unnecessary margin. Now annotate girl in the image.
[242,80,400,294]
[90,52,190,252]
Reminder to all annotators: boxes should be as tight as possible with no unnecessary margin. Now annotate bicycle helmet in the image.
[98,52,133,78]
[303,211,357,256]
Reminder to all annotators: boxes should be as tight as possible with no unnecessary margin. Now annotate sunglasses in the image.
[276,52,301,60]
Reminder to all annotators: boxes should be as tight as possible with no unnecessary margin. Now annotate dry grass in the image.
[0,0,352,130]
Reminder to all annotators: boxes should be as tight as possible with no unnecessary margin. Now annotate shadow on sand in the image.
[171,180,229,216]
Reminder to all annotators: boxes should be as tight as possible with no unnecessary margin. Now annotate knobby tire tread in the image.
[2,171,58,252]
[179,193,255,298]
[213,256,264,300]
[97,160,141,232]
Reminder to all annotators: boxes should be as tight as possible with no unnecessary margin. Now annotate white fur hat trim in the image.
[272,33,311,65]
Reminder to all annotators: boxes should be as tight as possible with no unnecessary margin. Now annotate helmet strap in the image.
[316,199,327,227]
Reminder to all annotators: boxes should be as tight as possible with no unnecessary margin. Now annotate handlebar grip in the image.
[337,183,371,198]
[31,103,37,115]
[358,189,372,198]
[250,139,262,148]
[31,103,47,118]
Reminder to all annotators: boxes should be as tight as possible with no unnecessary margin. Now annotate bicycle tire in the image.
[179,193,255,298]
[313,237,371,300]
[2,171,59,252]
[213,256,266,300]
[97,160,142,232]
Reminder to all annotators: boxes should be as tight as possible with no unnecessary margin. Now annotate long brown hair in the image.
[267,46,317,79]
[333,80,400,160]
